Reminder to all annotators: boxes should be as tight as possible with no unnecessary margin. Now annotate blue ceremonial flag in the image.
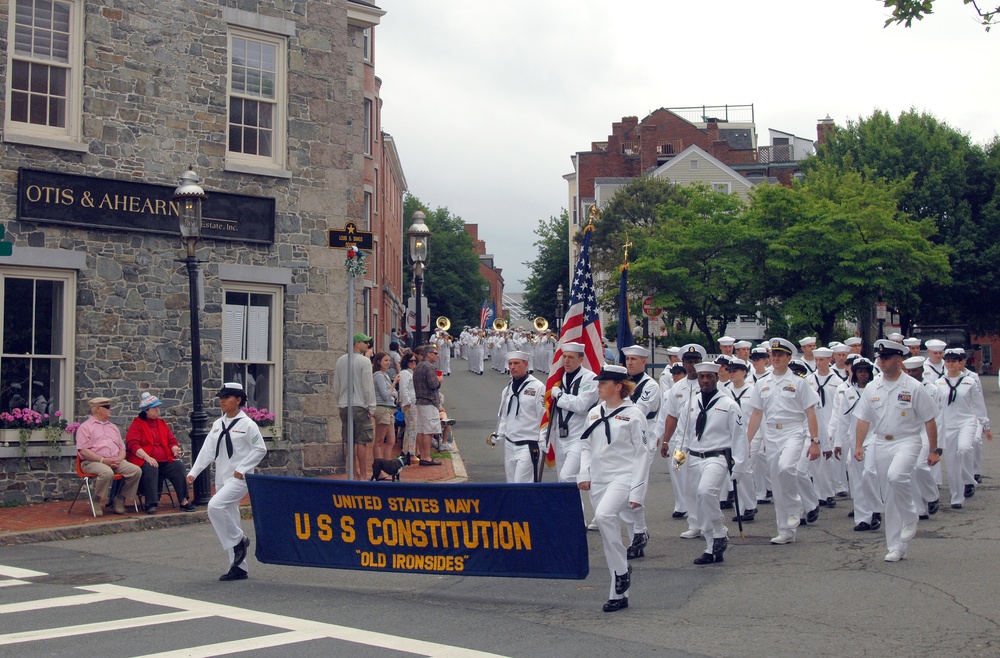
[247,474,589,579]
[616,266,634,365]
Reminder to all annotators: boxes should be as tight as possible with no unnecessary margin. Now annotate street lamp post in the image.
[555,283,564,335]
[408,211,430,346]
[173,168,211,505]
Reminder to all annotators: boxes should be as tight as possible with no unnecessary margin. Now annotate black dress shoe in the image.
[693,552,716,565]
[807,507,820,524]
[144,505,158,515]
[232,535,250,568]
[853,522,872,532]
[733,508,757,523]
[626,532,648,559]
[602,597,628,612]
[180,502,197,512]
[836,491,850,498]
[870,513,882,531]
[712,536,728,560]
[826,496,837,508]
[219,566,248,581]
[964,484,975,498]
[951,503,963,509]
[927,499,940,515]
[614,565,632,595]
[719,500,734,509]
[817,498,828,507]
[974,474,982,484]
[671,511,688,519]
[919,514,929,520]
[848,511,855,518]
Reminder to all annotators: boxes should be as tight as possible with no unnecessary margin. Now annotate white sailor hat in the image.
[874,339,906,358]
[217,382,246,399]
[902,337,920,347]
[621,345,651,359]
[902,356,926,369]
[831,343,851,354]
[679,344,707,360]
[505,350,531,362]
[718,336,735,346]
[798,336,817,346]
[943,347,967,360]
[750,347,769,360]
[561,342,585,354]
[733,340,752,350]
[694,362,721,374]
[925,339,947,351]
[788,359,809,374]
[844,337,863,347]
[769,337,798,357]
[852,357,875,371]
[725,358,750,370]
[813,347,833,359]
[828,341,844,348]
[888,332,905,342]
[715,354,732,366]
[666,346,681,356]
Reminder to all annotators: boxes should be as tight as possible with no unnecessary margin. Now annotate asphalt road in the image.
[2,360,999,657]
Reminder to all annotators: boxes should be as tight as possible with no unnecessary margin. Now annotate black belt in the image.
[688,449,726,459]
[506,438,539,447]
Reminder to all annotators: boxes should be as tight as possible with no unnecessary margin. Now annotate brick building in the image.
[0,0,400,502]
[464,224,504,323]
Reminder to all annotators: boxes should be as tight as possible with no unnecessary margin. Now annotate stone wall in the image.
[0,0,370,502]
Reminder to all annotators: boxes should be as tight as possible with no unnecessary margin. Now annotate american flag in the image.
[540,225,604,470]
[479,299,490,329]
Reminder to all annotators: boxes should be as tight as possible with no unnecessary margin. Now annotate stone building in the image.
[0,0,397,502]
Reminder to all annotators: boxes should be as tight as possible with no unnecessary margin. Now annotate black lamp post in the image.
[173,168,211,505]
[408,211,430,346]
[555,283,564,335]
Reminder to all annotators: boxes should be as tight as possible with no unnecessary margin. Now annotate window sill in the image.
[224,160,292,179]
[3,131,89,153]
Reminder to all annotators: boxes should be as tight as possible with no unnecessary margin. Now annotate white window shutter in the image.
[247,305,270,362]
[224,304,247,360]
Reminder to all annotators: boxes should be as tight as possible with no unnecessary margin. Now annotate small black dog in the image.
[371,453,409,481]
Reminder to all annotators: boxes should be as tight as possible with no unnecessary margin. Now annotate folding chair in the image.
[68,455,138,517]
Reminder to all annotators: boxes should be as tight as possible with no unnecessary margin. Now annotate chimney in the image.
[817,115,835,146]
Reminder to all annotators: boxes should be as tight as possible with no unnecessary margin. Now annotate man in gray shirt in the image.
[333,333,377,479]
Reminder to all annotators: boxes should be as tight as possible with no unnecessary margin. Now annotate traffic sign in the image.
[328,221,373,250]
[641,295,661,318]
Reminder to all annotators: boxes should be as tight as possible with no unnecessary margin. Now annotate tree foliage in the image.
[810,109,999,333]
[883,0,998,30]
[521,210,570,321]
[402,194,488,330]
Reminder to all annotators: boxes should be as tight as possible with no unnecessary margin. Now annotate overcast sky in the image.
[374,0,998,292]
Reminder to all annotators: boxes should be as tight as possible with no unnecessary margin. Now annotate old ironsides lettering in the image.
[17,168,275,244]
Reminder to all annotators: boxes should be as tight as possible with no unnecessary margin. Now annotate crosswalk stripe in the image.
[0,591,120,615]
[134,631,327,657]
[0,580,29,588]
[83,584,510,657]
[0,610,211,646]
[0,565,46,579]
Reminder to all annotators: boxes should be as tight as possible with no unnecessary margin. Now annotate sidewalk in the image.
[0,443,466,546]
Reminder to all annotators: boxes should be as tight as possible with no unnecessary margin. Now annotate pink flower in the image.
[54,411,62,417]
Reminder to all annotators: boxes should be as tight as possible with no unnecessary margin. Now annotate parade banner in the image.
[247,475,589,579]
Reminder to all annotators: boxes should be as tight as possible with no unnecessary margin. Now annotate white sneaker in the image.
[900,522,918,541]
[770,534,795,545]
[884,550,907,562]
[680,529,702,539]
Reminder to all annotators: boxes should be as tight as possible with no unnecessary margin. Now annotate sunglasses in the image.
[99,405,111,409]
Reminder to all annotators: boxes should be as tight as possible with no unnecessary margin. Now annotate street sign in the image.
[641,295,661,318]
[328,221,373,250]
[406,296,430,332]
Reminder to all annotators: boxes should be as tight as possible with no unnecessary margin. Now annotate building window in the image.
[363,98,372,156]
[362,27,371,62]
[690,159,699,170]
[572,196,578,225]
[223,285,282,413]
[4,0,84,146]
[228,28,286,170]
[373,169,379,214]
[711,182,731,194]
[364,191,372,231]
[0,268,75,416]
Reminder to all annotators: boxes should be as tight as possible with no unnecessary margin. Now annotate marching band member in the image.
[578,365,651,612]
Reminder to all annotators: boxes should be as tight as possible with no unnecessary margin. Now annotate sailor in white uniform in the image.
[620,345,660,558]
[490,351,546,482]
[549,342,599,483]
[934,347,991,508]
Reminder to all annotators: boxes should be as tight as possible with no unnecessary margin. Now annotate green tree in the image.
[749,162,951,343]
[883,0,998,30]
[403,194,488,332]
[626,184,762,352]
[521,210,570,321]
[810,109,997,332]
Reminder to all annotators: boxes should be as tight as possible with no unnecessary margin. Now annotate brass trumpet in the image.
[493,318,508,331]
[436,316,451,331]
[533,317,548,331]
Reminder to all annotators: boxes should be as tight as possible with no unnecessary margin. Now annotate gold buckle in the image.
[775,423,783,430]
[885,434,894,441]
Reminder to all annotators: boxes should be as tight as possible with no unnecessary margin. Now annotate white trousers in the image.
[689,454,730,554]
[207,477,249,572]
[942,421,979,505]
[911,441,939,506]
[736,434,761,514]
[766,430,806,538]
[504,441,536,483]
[590,480,631,601]
[668,437,691,514]
[872,436,921,554]
[849,447,875,524]
[796,441,819,515]
[753,438,771,501]
[555,436,583,483]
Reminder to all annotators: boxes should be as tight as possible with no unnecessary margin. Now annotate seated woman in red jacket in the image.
[126,392,197,514]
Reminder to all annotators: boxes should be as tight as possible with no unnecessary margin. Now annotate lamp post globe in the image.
[173,167,210,505]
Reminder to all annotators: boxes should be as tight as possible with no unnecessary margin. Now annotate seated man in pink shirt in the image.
[75,396,141,516]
